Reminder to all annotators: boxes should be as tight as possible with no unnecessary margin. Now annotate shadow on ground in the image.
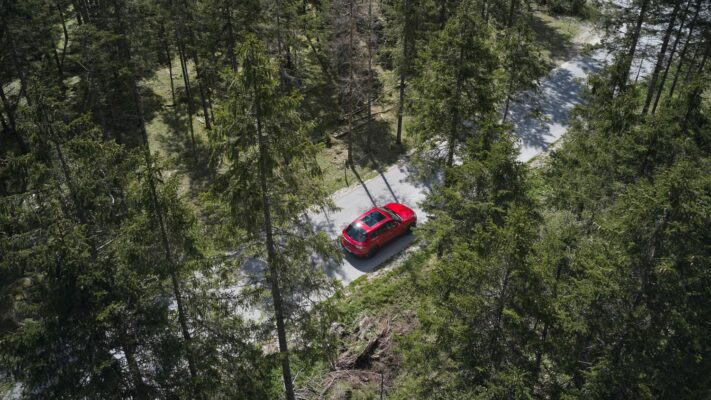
[529,13,576,64]
[317,233,417,282]
[154,105,215,190]
[508,54,602,152]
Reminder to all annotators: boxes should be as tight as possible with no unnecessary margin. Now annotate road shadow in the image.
[318,233,417,282]
[343,233,416,273]
[508,54,603,152]
[303,209,339,238]
[349,163,378,208]
[395,157,441,193]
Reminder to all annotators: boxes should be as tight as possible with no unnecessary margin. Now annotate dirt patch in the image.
[297,313,417,399]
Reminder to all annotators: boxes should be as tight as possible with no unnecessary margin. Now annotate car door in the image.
[368,225,386,248]
[378,221,400,246]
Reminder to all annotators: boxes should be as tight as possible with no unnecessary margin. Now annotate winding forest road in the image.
[307,34,609,285]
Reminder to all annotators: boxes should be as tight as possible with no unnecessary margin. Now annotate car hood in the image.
[383,203,415,221]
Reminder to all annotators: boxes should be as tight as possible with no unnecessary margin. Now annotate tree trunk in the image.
[507,0,518,28]
[668,0,701,100]
[489,266,511,364]
[681,32,708,85]
[70,0,83,24]
[36,86,90,227]
[642,0,681,114]
[652,0,697,114]
[532,255,565,386]
[40,103,99,259]
[176,37,197,154]
[682,42,708,135]
[447,46,464,169]
[347,0,354,167]
[56,4,70,58]
[617,0,650,92]
[224,2,238,71]
[80,0,92,21]
[502,69,515,122]
[305,34,332,81]
[53,140,89,230]
[40,93,153,400]
[190,49,212,130]
[396,0,411,146]
[0,85,27,153]
[55,0,69,87]
[121,337,150,400]
[161,26,177,108]
[208,84,216,124]
[366,0,373,151]
[116,0,201,387]
[2,18,32,107]
[396,71,406,146]
[0,110,9,140]
[171,0,197,152]
[132,82,203,400]
[250,47,296,400]
[274,0,291,88]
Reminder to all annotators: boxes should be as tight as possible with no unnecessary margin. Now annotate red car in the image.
[341,203,417,258]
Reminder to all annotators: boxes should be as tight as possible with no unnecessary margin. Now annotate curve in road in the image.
[308,39,609,285]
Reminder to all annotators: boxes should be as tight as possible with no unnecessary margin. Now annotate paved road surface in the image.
[308,39,610,285]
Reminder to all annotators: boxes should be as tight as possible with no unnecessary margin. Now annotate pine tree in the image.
[642,0,683,114]
[402,131,540,398]
[210,35,341,400]
[382,0,428,145]
[651,0,700,113]
[534,49,711,396]
[409,0,502,171]
[500,22,548,122]
[0,84,164,398]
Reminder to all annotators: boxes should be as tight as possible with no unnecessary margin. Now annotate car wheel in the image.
[407,222,416,233]
[366,247,379,259]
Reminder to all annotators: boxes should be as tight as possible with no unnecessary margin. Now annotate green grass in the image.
[142,59,218,202]
[317,146,379,195]
[530,11,587,67]
[317,131,406,195]
[142,51,409,198]
[313,65,408,195]
[142,60,210,156]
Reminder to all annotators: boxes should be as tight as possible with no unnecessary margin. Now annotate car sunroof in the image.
[360,210,386,227]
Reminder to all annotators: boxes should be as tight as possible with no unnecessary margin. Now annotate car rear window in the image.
[345,223,367,242]
[360,210,386,227]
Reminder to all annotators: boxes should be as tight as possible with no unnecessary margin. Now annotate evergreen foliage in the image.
[1,0,709,398]
[209,35,341,400]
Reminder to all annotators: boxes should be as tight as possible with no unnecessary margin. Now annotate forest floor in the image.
[294,249,430,399]
[141,10,590,202]
[530,11,590,67]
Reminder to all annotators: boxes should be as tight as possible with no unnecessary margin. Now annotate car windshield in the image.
[360,210,387,226]
[345,223,367,242]
[379,207,401,221]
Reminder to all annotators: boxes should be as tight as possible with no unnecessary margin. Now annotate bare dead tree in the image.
[329,0,369,165]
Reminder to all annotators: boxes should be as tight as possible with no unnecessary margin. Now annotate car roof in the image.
[353,208,392,232]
